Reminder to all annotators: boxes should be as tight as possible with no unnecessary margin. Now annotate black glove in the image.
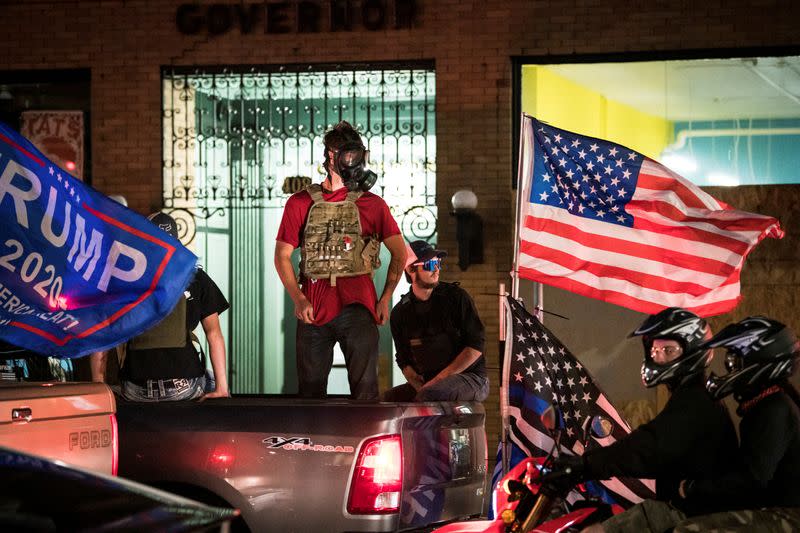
[552,454,586,479]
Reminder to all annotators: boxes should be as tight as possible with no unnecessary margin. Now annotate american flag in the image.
[516,116,784,317]
[503,296,656,507]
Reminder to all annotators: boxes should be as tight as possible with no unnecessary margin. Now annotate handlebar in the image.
[501,463,581,533]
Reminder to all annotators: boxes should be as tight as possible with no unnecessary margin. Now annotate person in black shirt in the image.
[382,240,488,402]
[565,308,738,533]
[90,213,230,401]
[674,316,800,532]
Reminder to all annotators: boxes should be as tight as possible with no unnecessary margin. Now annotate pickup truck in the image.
[116,397,488,532]
[0,381,117,475]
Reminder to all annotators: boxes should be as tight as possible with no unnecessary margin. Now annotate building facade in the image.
[1,0,799,448]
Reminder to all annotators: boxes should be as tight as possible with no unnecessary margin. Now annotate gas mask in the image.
[329,141,378,192]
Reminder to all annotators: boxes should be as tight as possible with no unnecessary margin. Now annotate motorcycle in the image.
[433,405,622,533]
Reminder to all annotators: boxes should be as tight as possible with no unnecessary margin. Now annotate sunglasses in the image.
[415,258,441,272]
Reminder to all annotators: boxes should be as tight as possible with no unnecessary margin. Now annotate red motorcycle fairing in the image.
[432,457,621,533]
[431,505,597,533]
[529,507,594,533]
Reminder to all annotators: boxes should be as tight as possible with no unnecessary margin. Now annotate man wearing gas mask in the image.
[275,121,406,400]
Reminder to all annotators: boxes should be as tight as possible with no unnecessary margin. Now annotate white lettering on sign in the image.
[98,241,147,292]
[0,158,42,228]
[41,186,72,247]
[67,215,104,283]
[0,157,150,293]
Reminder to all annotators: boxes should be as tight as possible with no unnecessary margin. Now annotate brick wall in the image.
[2,0,800,463]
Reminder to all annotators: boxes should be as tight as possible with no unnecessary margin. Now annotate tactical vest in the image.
[300,184,381,286]
[401,282,462,380]
[127,296,188,350]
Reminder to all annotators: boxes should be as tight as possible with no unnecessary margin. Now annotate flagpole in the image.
[504,112,533,475]
[511,113,530,300]
[500,295,514,476]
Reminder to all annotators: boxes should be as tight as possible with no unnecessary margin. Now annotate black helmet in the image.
[630,307,711,388]
[703,316,799,401]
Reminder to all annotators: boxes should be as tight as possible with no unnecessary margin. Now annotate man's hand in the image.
[295,296,315,324]
[376,296,391,325]
[401,366,424,391]
[551,454,586,480]
[199,387,230,401]
[420,375,440,389]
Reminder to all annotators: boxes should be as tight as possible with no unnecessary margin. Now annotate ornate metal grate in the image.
[162,62,437,244]
[161,62,437,394]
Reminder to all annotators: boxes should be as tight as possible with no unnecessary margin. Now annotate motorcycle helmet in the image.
[630,307,711,388]
[703,316,799,401]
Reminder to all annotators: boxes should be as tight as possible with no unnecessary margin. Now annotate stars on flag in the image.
[50,166,82,204]
[531,124,646,227]
[505,297,631,455]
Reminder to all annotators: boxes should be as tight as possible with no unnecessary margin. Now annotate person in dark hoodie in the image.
[556,308,738,533]
[673,316,800,532]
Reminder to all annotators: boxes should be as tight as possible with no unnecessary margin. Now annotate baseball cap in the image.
[405,240,447,269]
[147,212,179,239]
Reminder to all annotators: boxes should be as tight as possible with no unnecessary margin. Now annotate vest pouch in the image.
[361,236,381,271]
[128,296,188,350]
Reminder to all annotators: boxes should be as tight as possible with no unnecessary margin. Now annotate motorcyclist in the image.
[673,316,800,532]
[556,307,738,533]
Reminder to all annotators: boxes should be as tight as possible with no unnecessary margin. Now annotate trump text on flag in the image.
[0,123,197,358]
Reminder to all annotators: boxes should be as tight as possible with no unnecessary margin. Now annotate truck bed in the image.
[116,396,487,532]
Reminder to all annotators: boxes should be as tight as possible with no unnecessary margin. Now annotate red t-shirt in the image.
[276,187,401,325]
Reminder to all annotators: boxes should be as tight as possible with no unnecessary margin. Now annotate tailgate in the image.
[0,382,116,474]
[400,403,487,530]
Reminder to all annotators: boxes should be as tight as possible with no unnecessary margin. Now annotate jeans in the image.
[296,304,379,400]
[121,376,206,402]
[382,372,489,402]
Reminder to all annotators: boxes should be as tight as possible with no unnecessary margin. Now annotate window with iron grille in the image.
[162,62,436,393]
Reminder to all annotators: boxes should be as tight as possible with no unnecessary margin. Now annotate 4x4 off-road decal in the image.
[263,436,354,453]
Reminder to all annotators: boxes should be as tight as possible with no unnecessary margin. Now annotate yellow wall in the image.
[521,65,673,160]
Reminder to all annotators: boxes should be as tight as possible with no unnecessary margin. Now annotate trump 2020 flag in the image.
[503,296,656,507]
[516,116,784,317]
[0,121,197,358]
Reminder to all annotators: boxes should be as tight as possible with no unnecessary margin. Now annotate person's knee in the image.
[415,385,451,402]
[414,389,438,402]
[579,524,605,533]
[382,384,416,402]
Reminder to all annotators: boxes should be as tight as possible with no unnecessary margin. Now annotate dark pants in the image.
[382,372,489,402]
[296,304,379,400]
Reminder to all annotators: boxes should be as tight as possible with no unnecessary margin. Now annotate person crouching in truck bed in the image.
[382,240,489,402]
[90,212,230,401]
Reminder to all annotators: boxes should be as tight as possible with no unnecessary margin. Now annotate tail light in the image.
[347,434,402,514]
[207,443,236,474]
[110,413,118,476]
